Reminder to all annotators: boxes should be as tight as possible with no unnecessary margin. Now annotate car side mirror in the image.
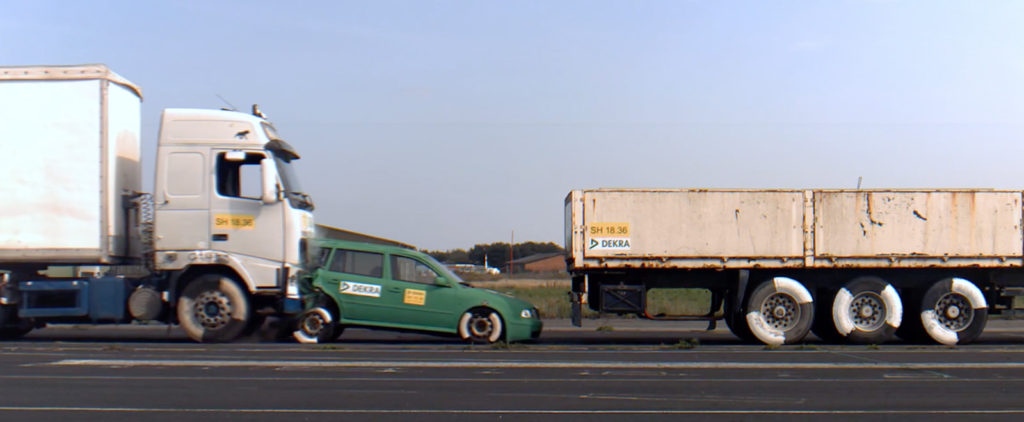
[435,277,453,287]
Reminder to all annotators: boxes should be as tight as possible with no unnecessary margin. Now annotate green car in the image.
[293,239,543,344]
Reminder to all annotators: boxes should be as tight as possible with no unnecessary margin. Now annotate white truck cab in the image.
[153,108,315,341]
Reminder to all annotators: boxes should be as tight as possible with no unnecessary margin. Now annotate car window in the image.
[391,256,440,285]
[317,247,331,267]
[329,249,383,278]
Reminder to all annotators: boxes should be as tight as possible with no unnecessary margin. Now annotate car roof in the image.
[313,238,427,258]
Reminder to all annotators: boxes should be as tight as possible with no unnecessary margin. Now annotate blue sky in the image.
[4,1,1024,250]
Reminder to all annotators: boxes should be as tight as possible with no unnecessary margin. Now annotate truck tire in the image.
[745,277,814,346]
[176,274,250,343]
[724,294,756,343]
[918,277,987,345]
[0,305,32,339]
[832,277,902,344]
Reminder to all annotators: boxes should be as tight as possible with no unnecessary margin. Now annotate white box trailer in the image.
[0,65,142,263]
[565,189,1024,346]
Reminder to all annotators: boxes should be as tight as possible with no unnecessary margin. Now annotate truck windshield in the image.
[273,153,314,211]
[262,122,313,211]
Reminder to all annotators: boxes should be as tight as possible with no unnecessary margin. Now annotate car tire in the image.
[458,308,504,343]
[293,306,340,344]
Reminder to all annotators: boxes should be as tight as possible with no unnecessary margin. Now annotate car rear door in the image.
[319,248,386,323]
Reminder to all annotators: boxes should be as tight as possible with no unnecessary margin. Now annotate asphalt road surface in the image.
[3,319,1024,421]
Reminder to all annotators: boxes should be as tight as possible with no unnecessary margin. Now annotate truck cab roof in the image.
[158,108,277,147]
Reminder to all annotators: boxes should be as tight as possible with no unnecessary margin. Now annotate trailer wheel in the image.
[745,277,814,346]
[724,294,756,343]
[293,306,341,344]
[176,274,250,343]
[919,277,987,345]
[458,308,504,343]
[832,277,902,344]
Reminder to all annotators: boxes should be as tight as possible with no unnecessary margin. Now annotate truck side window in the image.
[216,152,264,199]
[391,256,440,284]
[329,249,383,278]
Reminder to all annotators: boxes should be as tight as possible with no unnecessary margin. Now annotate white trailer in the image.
[565,188,1024,345]
[0,64,316,342]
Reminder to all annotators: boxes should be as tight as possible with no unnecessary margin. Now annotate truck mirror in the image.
[260,158,279,204]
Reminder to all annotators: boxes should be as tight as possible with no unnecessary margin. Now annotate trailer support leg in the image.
[706,290,723,331]
[570,291,583,327]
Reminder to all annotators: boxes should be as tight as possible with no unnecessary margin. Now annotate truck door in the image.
[209,150,285,287]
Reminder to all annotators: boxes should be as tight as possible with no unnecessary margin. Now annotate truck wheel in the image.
[0,306,32,339]
[832,277,902,344]
[919,277,987,345]
[745,277,814,346]
[458,308,504,343]
[293,306,341,344]
[724,295,756,342]
[176,274,250,343]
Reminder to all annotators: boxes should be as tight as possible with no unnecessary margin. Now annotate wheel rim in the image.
[301,313,326,337]
[848,291,886,332]
[935,292,973,332]
[193,290,232,329]
[760,292,800,331]
[469,314,493,338]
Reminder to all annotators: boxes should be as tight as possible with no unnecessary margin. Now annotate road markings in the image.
[47,358,1024,370]
[1,406,1024,415]
[5,374,1024,383]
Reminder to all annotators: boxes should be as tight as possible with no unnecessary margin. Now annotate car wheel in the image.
[293,306,340,344]
[458,308,503,343]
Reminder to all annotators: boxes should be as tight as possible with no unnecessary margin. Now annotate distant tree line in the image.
[425,241,564,270]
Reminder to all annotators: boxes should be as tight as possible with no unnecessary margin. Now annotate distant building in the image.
[447,263,500,275]
[506,252,565,273]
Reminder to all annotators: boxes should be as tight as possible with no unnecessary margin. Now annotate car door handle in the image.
[388,287,401,293]
[212,234,228,241]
